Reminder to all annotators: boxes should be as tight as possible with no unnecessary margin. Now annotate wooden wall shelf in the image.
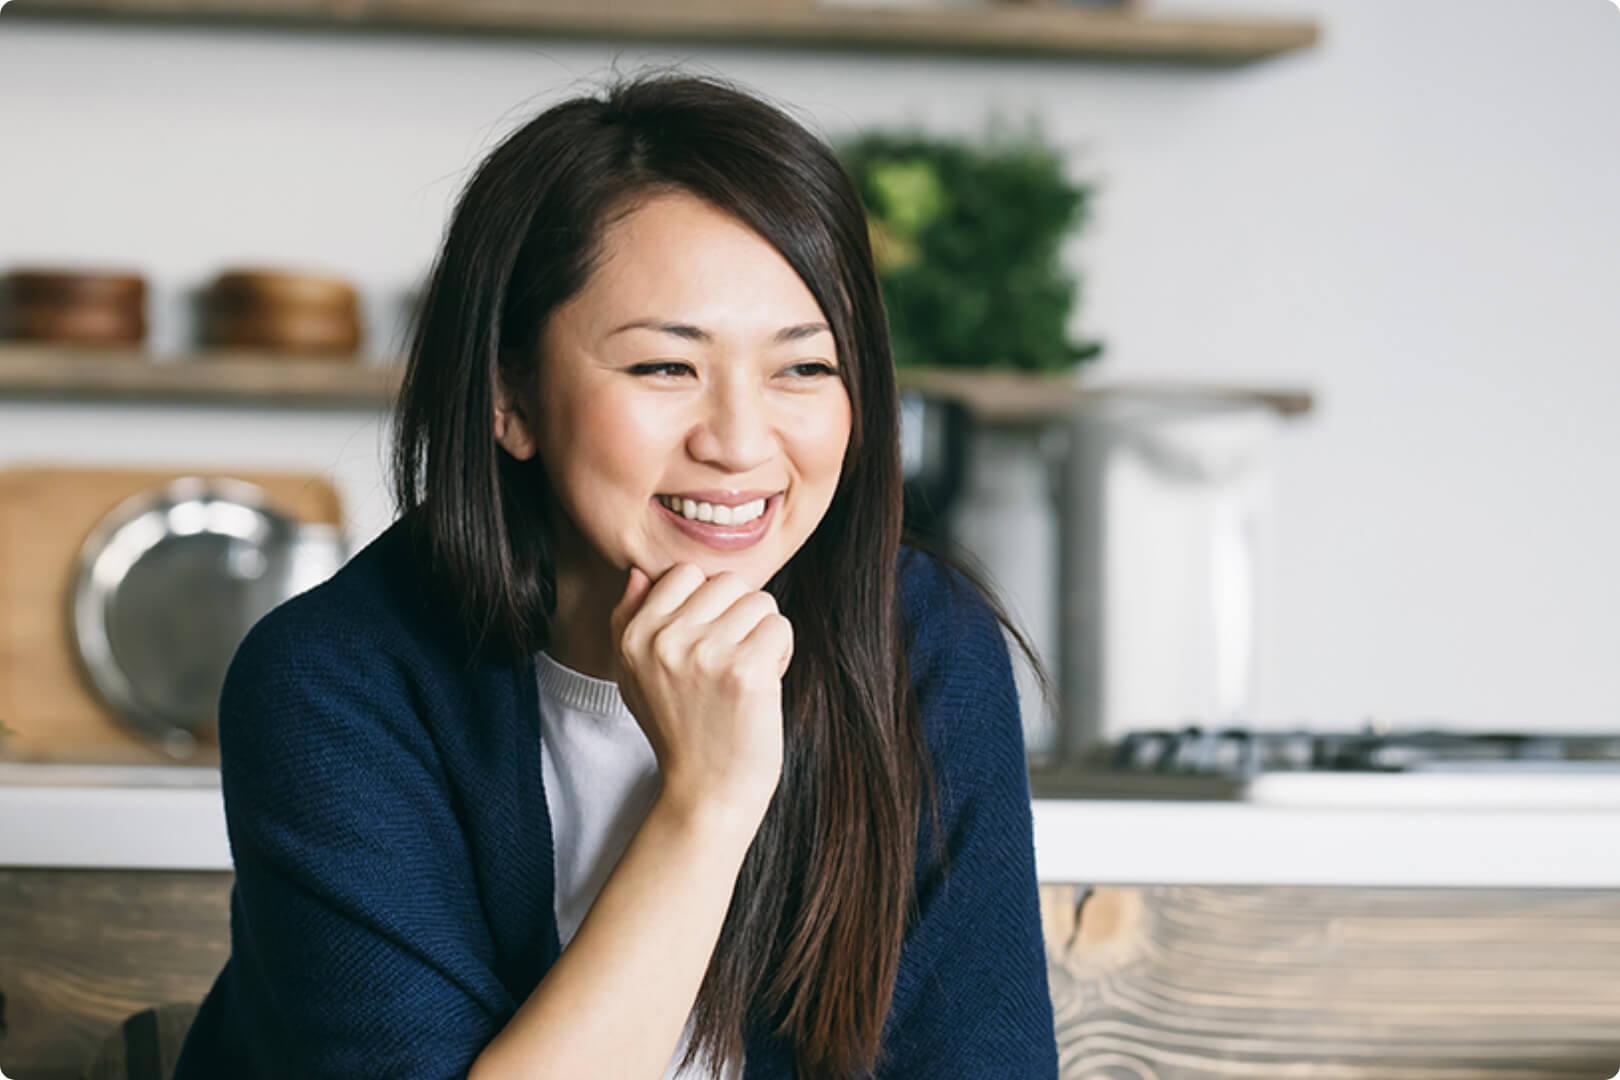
[2,0,1320,65]
[0,347,397,410]
[898,364,1314,420]
[0,345,1314,419]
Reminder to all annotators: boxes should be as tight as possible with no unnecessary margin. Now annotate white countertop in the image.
[3,763,1619,887]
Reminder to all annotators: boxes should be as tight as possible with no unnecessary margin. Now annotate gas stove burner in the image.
[1110,725,1620,777]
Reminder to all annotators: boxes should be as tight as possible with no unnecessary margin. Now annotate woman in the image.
[173,72,1056,1080]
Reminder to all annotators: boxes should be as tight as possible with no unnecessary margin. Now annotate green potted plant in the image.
[838,124,1103,373]
[840,123,1103,761]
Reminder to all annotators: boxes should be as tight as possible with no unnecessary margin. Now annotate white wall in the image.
[3,0,1618,733]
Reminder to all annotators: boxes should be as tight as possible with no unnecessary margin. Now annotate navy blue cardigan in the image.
[172,516,1057,1078]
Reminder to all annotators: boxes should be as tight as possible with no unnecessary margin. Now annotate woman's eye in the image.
[629,361,694,378]
[785,362,839,378]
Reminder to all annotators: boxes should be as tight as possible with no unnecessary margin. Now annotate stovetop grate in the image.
[1110,726,1620,777]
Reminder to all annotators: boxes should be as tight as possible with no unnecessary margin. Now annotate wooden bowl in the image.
[203,308,362,355]
[2,301,146,346]
[207,269,359,316]
[3,270,146,307]
[1,269,147,344]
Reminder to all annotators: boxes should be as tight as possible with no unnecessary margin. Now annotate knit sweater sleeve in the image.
[178,596,516,1079]
[878,550,1060,1079]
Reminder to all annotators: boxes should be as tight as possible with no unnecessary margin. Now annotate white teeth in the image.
[661,495,770,526]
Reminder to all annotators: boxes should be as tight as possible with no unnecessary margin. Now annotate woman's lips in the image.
[653,493,780,551]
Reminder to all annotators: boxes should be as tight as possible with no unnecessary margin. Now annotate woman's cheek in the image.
[798,395,853,477]
[577,395,668,488]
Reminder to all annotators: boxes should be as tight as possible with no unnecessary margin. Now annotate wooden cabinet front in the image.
[0,869,232,1080]
[5,872,1620,1079]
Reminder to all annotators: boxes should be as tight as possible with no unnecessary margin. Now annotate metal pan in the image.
[69,476,347,759]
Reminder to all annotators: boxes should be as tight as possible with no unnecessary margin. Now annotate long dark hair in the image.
[390,71,1038,1078]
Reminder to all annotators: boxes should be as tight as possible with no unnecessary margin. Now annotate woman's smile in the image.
[653,491,783,551]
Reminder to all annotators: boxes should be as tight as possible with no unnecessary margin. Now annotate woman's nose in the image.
[686,382,774,473]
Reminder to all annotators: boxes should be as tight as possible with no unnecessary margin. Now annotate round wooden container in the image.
[200,268,363,356]
[6,270,146,306]
[205,309,362,355]
[208,269,359,316]
[7,305,147,346]
[1,270,147,346]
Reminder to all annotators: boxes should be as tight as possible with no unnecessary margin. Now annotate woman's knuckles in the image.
[690,637,727,675]
[731,592,780,623]
[763,612,792,638]
[650,628,686,672]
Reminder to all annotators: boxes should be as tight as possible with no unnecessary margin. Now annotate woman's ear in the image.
[494,386,538,461]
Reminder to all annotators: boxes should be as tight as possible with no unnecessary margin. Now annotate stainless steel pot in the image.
[69,476,347,759]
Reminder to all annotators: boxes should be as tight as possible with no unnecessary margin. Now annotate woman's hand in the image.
[610,563,793,831]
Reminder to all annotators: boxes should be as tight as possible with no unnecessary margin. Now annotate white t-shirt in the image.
[536,649,744,1080]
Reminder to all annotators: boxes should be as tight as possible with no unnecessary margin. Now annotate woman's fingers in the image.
[622,565,749,644]
[619,563,707,650]
[738,610,795,681]
[617,563,789,682]
[702,591,782,650]
[669,571,753,627]
[610,565,654,642]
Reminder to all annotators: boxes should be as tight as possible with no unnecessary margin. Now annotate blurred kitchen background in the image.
[5,0,1620,769]
[5,3,1620,1079]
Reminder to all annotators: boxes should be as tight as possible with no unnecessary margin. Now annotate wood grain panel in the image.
[0,869,233,1080]
[1044,885,1620,1079]
[0,346,397,408]
[0,0,1320,64]
[6,875,1620,1078]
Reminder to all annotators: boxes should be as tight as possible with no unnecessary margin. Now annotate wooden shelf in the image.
[897,364,1314,420]
[0,346,398,409]
[0,345,1314,419]
[3,0,1320,65]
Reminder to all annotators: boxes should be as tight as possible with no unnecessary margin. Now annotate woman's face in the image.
[497,190,853,594]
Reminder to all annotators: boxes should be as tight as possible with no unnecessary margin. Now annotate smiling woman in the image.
[170,71,1057,1080]
[493,190,854,679]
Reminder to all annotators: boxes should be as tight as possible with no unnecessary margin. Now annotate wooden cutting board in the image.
[0,465,344,766]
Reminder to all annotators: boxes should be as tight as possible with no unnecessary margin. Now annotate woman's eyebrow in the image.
[607,319,831,345]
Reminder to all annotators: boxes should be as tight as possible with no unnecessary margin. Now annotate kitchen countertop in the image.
[3,762,1619,887]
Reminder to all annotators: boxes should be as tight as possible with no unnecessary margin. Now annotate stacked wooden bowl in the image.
[0,269,147,346]
[201,269,363,357]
